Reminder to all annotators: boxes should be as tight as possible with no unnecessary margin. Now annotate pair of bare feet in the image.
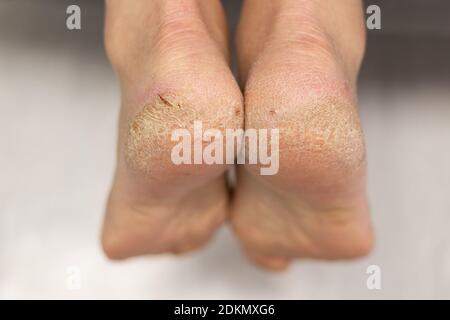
[101,0,373,271]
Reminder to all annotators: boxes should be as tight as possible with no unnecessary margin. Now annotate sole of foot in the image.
[232,0,373,270]
[102,0,243,259]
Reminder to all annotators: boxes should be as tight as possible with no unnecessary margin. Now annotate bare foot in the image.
[232,0,373,270]
[102,0,243,259]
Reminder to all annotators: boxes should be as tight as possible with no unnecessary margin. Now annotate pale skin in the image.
[102,0,374,271]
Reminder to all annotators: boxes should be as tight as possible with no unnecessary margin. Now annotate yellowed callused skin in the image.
[272,97,365,180]
[126,93,192,173]
[243,74,366,188]
[125,89,243,177]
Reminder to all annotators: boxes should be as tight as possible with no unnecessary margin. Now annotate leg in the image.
[102,0,243,259]
[233,0,373,270]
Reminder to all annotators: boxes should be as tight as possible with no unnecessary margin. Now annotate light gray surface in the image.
[0,1,449,299]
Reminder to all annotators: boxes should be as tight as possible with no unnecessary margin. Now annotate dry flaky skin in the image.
[125,90,243,176]
[126,93,194,173]
[278,97,365,175]
[243,72,366,188]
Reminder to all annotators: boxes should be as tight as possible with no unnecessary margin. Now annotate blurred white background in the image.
[0,0,449,299]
